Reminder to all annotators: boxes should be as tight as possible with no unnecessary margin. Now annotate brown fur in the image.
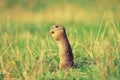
[50,24,74,69]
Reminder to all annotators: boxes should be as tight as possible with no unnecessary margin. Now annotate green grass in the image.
[0,0,120,80]
[0,18,120,80]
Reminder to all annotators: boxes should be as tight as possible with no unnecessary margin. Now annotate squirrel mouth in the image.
[50,30,55,34]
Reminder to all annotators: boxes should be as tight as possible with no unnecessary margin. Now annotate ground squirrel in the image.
[50,24,74,69]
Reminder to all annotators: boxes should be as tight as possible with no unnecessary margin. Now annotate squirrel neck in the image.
[56,35,72,56]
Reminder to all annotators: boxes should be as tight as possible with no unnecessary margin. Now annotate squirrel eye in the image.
[55,25,58,28]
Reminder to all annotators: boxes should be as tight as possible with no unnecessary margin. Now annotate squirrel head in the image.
[50,24,66,41]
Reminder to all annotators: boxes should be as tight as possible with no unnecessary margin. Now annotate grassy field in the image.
[0,0,120,80]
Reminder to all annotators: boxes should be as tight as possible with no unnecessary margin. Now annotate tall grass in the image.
[0,0,120,80]
[0,15,120,80]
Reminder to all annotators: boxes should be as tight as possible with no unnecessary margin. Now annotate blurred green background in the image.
[0,0,120,24]
[0,0,120,80]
